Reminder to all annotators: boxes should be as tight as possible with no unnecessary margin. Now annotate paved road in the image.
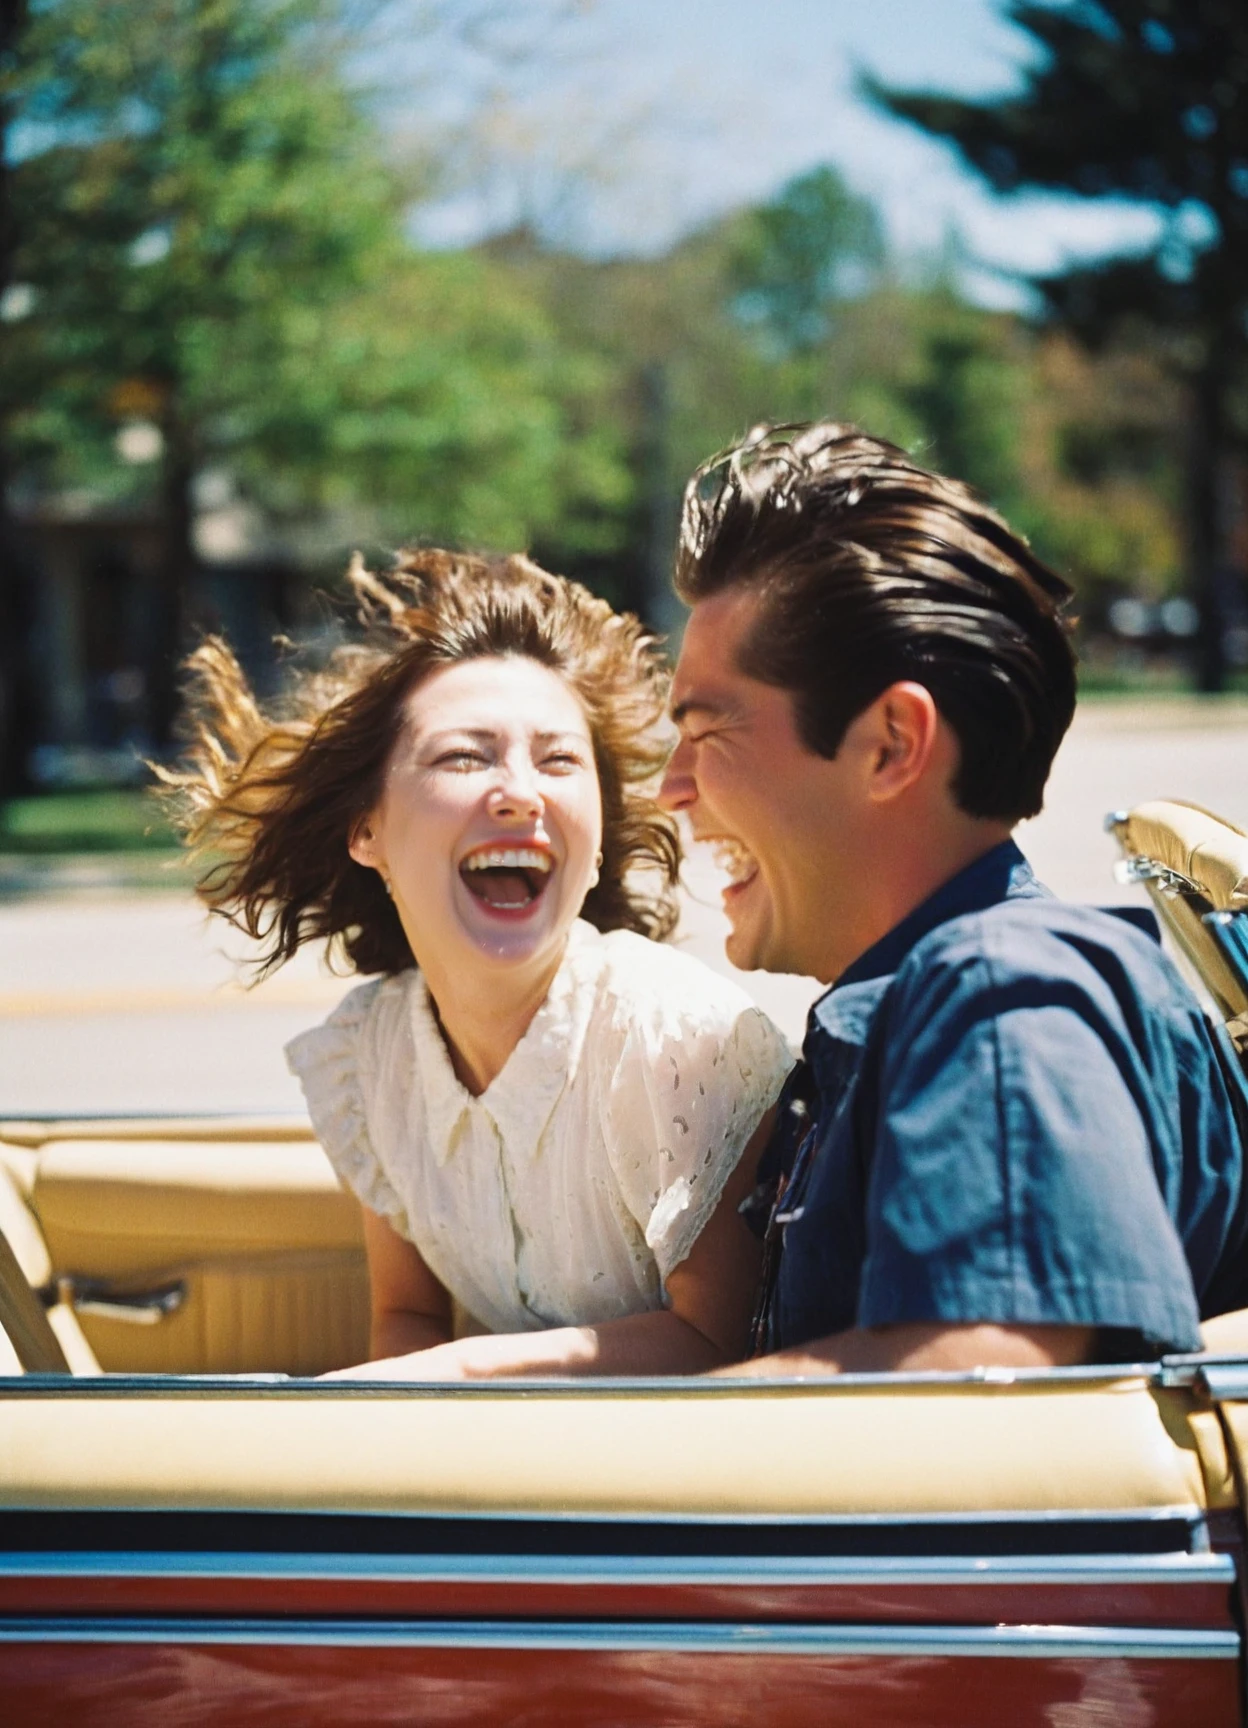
[2,700,1246,1117]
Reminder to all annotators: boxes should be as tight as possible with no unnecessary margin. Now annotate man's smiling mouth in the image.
[711,837,759,891]
[460,845,554,910]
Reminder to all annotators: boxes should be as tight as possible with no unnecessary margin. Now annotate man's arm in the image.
[776,934,1201,1373]
[712,1321,1093,1378]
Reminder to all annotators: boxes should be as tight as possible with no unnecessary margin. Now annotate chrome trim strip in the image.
[0,1616,1236,1659]
[1199,1364,1248,1402]
[0,1363,1172,1395]
[0,1551,1233,1589]
[0,1111,307,1123]
[1113,857,1201,896]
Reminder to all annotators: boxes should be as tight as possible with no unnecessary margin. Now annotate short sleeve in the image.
[857,934,1203,1353]
[284,981,411,1235]
[604,978,793,1284]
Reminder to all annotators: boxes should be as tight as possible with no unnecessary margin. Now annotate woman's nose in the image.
[489,757,543,820]
[658,738,696,812]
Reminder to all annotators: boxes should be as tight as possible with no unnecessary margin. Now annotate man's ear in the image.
[863,682,940,804]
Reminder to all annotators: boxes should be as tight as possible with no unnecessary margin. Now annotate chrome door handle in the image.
[42,1276,187,1324]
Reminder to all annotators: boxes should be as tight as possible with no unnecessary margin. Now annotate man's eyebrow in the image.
[670,698,724,726]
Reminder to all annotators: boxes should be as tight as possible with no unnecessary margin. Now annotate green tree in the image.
[470,167,1184,638]
[491,168,889,622]
[727,164,884,357]
[5,0,410,738]
[4,1,635,743]
[283,244,632,562]
[868,0,1248,689]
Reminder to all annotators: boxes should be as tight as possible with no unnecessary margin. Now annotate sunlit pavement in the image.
[2,700,1246,1118]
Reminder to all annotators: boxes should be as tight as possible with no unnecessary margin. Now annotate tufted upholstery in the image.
[1109,800,1248,1027]
[1113,800,1248,912]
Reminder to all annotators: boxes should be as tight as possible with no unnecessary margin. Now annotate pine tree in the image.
[868,0,1248,688]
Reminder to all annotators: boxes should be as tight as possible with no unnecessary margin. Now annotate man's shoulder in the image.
[899,892,1176,997]
[873,893,1208,1067]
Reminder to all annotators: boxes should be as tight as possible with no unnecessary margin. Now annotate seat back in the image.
[20,1132,369,1376]
[0,1152,98,1374]
[0,1228,68,1373]
[1107,801,1248,1045]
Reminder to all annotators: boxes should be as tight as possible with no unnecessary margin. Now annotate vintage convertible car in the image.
[1,799,1247,1727]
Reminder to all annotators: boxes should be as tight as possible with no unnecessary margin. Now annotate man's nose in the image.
[658,738,696,812]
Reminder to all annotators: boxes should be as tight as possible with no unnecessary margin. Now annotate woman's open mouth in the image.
[460,845,554,914]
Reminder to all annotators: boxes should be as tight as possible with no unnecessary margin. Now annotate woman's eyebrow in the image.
[420,725,588,744]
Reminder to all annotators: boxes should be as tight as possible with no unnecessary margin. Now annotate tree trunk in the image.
[148,413,196,751]
[0,0,35,796]
[638,360,683,641]
[1187,356,1229,695]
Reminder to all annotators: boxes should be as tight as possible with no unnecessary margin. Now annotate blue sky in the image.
[409,0,1163,308]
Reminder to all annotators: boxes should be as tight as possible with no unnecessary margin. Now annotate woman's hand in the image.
[322,1339,480,1381]
[324,1119,774,1382]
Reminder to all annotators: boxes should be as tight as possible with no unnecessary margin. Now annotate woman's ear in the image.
[348,815,382,871]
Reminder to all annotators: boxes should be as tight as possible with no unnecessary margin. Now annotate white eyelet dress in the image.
[285,921,793,1335]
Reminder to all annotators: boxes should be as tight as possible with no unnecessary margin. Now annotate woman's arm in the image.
[359,1206,453,1360]
[329,1113,770,1381]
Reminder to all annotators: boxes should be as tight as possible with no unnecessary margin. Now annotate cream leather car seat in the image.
[1108,801,1248,1354]
[1107,800,1248,1038]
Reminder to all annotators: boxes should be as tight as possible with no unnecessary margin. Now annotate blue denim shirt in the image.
[756,841,1248,1359]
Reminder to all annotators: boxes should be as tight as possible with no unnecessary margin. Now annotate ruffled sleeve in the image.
[602,941,794,1285]
[284,979,411,1235]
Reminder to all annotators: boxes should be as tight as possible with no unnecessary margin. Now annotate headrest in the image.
[1114,800,1248,912]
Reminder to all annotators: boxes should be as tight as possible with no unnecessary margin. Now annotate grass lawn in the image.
[0,789,179,854]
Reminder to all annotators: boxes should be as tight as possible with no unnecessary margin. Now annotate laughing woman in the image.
[164,550,792,1379]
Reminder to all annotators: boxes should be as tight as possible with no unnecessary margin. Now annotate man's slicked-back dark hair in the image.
[675,422,1077,822]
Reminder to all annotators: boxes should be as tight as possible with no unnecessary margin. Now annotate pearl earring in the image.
[588,850,603,889]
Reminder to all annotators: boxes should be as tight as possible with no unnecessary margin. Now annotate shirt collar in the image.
[807,840,1046,1056]
[407,920,604,1166]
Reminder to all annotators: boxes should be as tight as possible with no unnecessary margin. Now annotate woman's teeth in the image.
[462,848,552,874]
[712,839,757,886]
[460,845,553,910]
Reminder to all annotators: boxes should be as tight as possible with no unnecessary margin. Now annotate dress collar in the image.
[806,840,1047,1059]
[407,921,605,1167]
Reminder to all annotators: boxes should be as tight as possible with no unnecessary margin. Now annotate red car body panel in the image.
[3,1641,1239,1728]
[3,1368,1247,1725]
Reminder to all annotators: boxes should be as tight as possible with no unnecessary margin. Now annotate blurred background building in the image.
[1,0,1246,807]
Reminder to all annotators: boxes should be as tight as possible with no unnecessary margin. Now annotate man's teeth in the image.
[462,848,553,873]
[712,840,757,885]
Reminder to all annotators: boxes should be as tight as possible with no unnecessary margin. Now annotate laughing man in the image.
[659,422,1248,1375]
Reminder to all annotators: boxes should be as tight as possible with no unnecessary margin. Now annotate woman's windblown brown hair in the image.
[160,549,680,976]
